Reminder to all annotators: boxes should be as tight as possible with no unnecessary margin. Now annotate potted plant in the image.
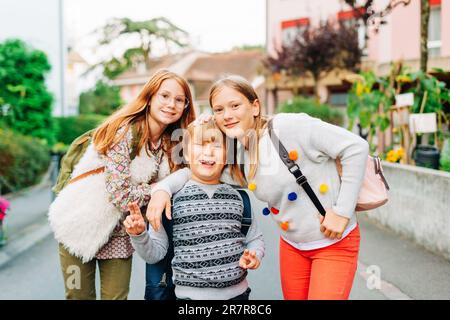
[406,70,449,169]
[388,65,449,169]
[408,69,449,147]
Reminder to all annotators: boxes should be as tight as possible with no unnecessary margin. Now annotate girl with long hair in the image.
[49,69,195,300]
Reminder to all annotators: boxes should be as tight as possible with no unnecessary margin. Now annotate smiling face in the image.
[148,78,188,126]
[210,86,260,140]
[184,121,227,185]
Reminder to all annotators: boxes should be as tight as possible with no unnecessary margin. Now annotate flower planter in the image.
[413,145,440,169]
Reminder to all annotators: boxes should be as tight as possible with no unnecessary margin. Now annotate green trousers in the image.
[58,244,132,300]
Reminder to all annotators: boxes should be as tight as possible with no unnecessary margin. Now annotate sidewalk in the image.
[0,175,54,269]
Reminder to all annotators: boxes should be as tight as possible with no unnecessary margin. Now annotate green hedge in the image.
[0,129,50,194]
[277,96,344,126]
[54,114,107,145]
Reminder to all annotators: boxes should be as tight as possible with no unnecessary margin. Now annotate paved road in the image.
[2,183,52,242]
[1,191,450,300]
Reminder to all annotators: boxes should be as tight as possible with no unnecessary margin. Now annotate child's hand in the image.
[146,190,172,232]
[124,202,146,236]
[319,208,349,240]
[239,249,260,270]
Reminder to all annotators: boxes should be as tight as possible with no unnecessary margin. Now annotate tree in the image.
[79,80,123,115]
[90,17,189,79]
[0,39,55,145]
[266,21,362,100]
[343,0,411,40]
[263,42,294,107]
[420,0,430,72]
[264,40,302,80]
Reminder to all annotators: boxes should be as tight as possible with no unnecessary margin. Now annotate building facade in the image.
[266,0,449,109]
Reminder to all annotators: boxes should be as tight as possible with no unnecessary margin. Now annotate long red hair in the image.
[93,69,196,172]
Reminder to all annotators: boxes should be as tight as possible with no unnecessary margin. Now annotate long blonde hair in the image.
[93,69,196,172]
[209,75,268,186]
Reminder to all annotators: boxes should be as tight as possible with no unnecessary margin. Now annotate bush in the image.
[79,80,123,115]
[54,114,107,145]
[440,137,450,172]
[277,96,344,126]
[0,128,50,194]
[0,39,55,145]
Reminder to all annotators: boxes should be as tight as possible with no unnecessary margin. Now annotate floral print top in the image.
[95,126,160,260]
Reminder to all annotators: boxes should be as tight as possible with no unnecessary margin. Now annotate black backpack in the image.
[144,188,253,300]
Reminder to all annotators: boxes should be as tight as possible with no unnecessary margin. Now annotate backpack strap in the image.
[129,122,141,160]
[267,119,326,217]
[237,189,252,236]
[52,129,96,194]
[238,143,247,184]
[236,142,252,236]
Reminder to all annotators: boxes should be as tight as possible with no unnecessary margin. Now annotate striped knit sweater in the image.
[172,182,247,289]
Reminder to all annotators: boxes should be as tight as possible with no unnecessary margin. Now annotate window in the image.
[329,93,348,107]
[428,3,441,58]
[281,18,310,45]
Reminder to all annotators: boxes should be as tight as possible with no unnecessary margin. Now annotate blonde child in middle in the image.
[124,119,265,300]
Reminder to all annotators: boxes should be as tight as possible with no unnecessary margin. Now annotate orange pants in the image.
[279,225,360,300]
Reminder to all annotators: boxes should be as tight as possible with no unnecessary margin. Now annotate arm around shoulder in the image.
[151,167,191,197]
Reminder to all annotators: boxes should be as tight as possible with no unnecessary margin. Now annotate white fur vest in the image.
[48,143,170,263]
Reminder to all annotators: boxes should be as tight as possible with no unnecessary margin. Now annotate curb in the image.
[0,214,52,269]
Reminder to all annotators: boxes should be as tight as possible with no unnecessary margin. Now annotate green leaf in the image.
[432,67,445,73]
[359,110,372,128]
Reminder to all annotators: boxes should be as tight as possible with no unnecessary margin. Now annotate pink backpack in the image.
[336,156,390,212]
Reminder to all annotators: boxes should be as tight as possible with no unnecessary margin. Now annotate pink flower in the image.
[0,196,10,217]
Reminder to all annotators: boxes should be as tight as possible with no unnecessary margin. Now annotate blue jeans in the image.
[144,212,176,300]
[176,288,252,300]
[230,287,251,300]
